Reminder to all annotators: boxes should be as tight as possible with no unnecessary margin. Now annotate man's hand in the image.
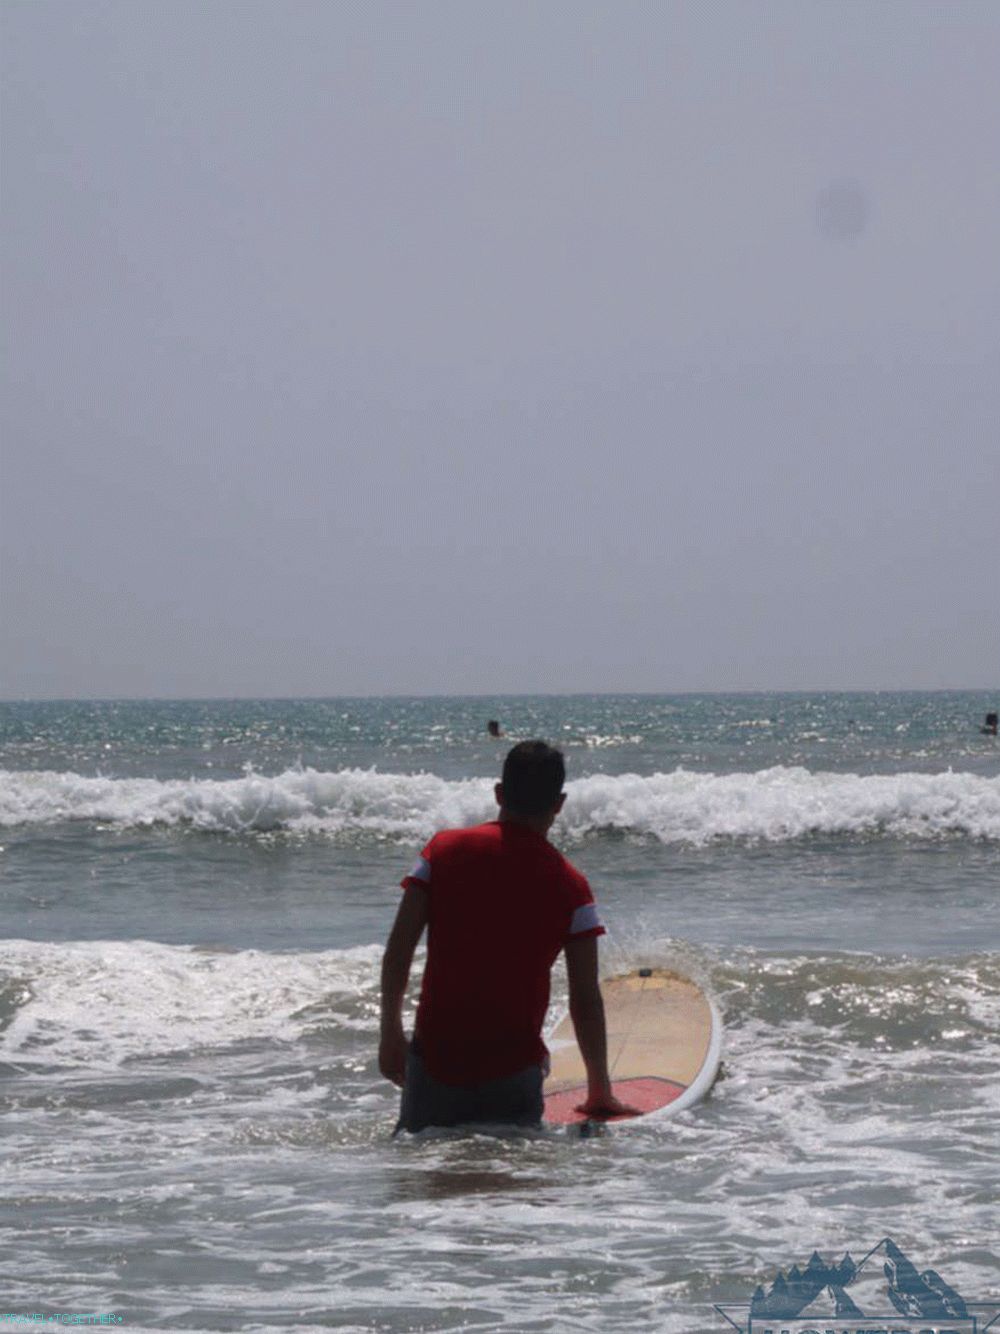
[379,1025,408,1087]
[574,1090,641,1119]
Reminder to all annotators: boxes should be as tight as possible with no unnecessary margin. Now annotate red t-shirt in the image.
[400,820,604,1085]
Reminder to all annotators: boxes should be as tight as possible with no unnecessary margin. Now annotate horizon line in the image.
[1,686,997,706]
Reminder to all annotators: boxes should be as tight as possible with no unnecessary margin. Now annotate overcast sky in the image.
[2,0,998,698]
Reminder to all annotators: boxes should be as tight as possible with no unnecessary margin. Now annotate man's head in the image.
[496,740,566,827]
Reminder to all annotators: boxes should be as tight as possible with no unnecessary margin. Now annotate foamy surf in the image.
[0,938,386,1070]
[4,693,997,1332]
[3,936,998,1334]
[2,765,998,843]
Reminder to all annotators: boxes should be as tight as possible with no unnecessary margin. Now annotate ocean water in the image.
[1,692,998,1332]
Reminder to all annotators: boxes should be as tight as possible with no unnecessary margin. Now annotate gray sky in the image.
[2,0,998,698]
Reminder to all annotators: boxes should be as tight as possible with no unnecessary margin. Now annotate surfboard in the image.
[543,967,722,1126]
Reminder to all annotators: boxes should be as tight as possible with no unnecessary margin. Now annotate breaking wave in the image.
[2,766,999,845]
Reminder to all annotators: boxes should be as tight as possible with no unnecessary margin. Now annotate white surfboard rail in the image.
[543,966,723,1126]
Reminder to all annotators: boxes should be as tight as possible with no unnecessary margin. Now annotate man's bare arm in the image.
[379,887,429,1086]
[564,935,637,1117]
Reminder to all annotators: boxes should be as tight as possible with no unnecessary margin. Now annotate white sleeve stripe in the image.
[568,902,601,935]
[407,856,431,883]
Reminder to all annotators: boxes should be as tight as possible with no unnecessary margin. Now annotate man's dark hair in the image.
[501,740,565,816]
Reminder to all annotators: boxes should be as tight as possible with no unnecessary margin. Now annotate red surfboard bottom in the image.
[543,1076,687,1125]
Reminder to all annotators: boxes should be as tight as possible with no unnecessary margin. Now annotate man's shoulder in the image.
[427,823,589,890]
[548,844,589,892]
[510,829,590,894]
[426,822,500,853]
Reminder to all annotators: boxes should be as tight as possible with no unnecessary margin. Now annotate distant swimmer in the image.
[982,712,998,736]
[487,720,504,738]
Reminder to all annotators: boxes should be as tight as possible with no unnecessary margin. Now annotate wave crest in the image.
[2,765,999,844]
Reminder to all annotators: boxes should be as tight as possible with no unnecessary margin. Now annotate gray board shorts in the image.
[396,1043,545,1134]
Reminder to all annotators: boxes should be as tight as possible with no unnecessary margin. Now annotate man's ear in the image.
[494,782,504,808]
[554,792,566,814]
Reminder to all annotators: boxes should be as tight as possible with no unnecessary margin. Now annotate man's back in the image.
[405,820,601,1083]
[380,740,634,1132]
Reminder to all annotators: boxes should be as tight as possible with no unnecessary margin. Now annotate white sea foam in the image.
[0,767,489,837]
[0,938,384,1069]
[4,938,997,1334]
[1,765,998,843]
[563,766,1000,843]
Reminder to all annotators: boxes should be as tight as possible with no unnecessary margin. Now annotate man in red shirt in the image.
[379,740,634,1131]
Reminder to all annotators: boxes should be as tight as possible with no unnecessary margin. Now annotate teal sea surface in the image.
[2,692,998,1331]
